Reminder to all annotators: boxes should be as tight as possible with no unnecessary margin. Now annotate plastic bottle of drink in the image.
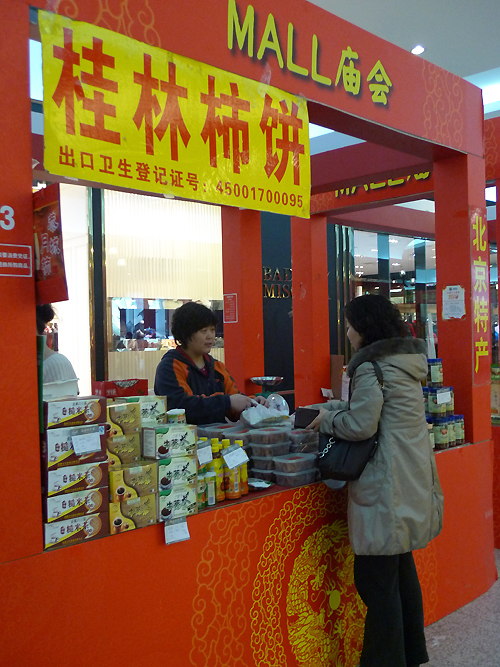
[210,439,225,502]
[222,438,241,500]
[205,471,217,506]
[235,440,249,495]
[197,473,207,510]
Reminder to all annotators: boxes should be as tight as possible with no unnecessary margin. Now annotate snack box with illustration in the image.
[41,424,107,470]
[44,512,109,549]
[44,396,107,429]
[125,395,167,427]
[109,462,158,502]
[158,456,197,490]
[92,379,148,398]
[143,424,197,459]
[107,432,142,467]
[107,402,141,436]
[45,462,108,497]
[109,493,157,534]
[158,484,197,521]
[44,487,108,523]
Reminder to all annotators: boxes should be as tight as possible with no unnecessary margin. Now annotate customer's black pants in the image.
[354,552,429,667]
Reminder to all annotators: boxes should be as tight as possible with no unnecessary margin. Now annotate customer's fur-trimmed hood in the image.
[347,337,427,378]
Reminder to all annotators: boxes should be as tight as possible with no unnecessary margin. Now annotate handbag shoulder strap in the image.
[348,360,384,404]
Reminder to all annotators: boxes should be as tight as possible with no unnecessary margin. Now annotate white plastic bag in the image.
[240,404,291,428]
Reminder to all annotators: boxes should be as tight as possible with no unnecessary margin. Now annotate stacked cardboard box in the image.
[42,396,109,549]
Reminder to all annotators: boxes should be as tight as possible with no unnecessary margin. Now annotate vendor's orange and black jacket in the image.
[154,347,240,424]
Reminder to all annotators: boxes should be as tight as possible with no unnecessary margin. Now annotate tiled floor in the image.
[424,549,500,666]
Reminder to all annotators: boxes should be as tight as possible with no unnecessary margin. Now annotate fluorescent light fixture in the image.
[411,45,425,55]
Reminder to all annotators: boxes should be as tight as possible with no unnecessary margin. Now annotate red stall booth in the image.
[0,1,496,666]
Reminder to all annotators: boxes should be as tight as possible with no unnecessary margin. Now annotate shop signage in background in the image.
[470,207,490,383]
[33,182,69,304]
[263,266,292,298]
[311,171,433,214]
[39,11,310,218]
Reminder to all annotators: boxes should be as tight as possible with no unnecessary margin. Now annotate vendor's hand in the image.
[254,395,270,408]
[306,407,327,432]
[230,394,253,412]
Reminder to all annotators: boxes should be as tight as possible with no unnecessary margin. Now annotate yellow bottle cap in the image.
[221,438,230,448]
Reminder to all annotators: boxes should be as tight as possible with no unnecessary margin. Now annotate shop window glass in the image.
[351,229,436,354]
[103,190,223,389]
[56,184,92,395]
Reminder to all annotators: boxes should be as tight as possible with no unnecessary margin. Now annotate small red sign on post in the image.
[223,293,238,323]
[0,244,33,277]
[33,183,68,304]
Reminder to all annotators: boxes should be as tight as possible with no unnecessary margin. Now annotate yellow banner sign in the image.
[40,11,310,218]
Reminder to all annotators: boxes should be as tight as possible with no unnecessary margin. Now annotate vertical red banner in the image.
[33,183,68,304]
[470,207,490,384]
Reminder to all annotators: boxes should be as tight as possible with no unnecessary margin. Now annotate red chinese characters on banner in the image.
[260,94,304,185]
[470,207,490,383]
[33,183,68,304]
[53,28,120,144]
[133,55,191,158]
[201,76,250,174]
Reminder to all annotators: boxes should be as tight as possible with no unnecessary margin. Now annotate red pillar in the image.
[221,207,264,395]
[291,215,330,407]
[0,0,42,562]
[434,154,490,444]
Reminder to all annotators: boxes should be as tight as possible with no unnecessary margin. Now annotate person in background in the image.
[129,330,148,351]
[154,301,267,424]
[36,304,78,388]
[306,294,443,667]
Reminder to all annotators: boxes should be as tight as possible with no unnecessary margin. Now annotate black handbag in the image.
[318,361,383,482]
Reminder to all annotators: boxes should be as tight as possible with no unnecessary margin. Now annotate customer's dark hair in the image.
[36,304,55,335]
[171,302,218,347]
[344,294,407,347]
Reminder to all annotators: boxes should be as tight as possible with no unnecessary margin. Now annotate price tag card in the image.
[436,388,451,405]
[197,441,213,466]
[221,443,249,470]
[71,431,102,455]
[164,517,190,545]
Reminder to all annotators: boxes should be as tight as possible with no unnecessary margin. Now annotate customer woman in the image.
[154,301,267,424]
[307,294,443,667]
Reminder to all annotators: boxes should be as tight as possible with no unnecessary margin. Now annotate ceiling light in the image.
[371,248,377,252]
[389,238,398,244]
[411,45,425,55]
[392,262,401,266]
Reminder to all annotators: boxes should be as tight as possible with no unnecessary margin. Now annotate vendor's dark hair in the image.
[344,294,407,347]
[171,302,218,347]
[36,303,55,335]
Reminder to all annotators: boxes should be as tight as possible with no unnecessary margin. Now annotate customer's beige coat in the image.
[318,338,443,556]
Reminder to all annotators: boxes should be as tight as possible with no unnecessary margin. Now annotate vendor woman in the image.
[154,302,266,424]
